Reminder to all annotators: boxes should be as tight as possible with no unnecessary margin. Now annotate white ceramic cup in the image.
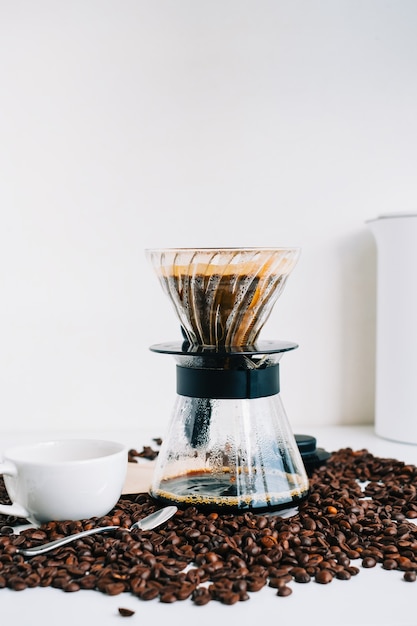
[0,439,128,525]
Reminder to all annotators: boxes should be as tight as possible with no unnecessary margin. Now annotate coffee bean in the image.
[118,607,135,617]
[139,586,160,601]
[308,554,323,567]
[192,587,211,605]
[102,582,126,596]
[160,592,177,603]
[315,570,333,584]
[277,585,292,596]
[291,567,311,583]
[176,582,196,601]
[78,575,96,589]
[24,573,41,587]
[8,577,27,591]
[218,591,240,605]
[247,576,267,592]
[404,571,416,582]
[63,581,81,592]
[302,517,317,531]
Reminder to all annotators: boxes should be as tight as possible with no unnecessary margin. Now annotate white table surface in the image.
[1,425,417,626]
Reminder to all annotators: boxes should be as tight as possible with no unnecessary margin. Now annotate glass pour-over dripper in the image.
[146,248,309,513]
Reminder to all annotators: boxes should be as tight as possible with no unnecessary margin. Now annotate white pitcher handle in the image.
[0,460,30,519]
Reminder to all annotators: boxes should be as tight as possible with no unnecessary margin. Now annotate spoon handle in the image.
[17,525,119,556]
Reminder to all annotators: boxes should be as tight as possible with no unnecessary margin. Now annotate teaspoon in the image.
[17,505,178,557]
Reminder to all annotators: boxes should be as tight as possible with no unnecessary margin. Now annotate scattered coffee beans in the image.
[0,446,416,607]
[128,440,161,462]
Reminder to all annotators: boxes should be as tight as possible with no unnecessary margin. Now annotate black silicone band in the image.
[176,364,280,399]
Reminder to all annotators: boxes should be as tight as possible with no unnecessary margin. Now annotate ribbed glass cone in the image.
[146,247,300,347]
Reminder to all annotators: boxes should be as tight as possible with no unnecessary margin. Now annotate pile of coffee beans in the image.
[0,446,416,605]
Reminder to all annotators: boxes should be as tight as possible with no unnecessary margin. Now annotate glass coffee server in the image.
[145,248,309,514]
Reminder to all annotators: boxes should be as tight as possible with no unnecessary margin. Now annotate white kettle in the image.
[367,213,417,444]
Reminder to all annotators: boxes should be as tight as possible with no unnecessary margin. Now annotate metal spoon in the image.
[17,505,178,557]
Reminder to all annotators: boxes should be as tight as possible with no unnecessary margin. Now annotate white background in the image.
[1,0,417,438]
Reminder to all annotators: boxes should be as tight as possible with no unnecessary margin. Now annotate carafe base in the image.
[150,469,309,514]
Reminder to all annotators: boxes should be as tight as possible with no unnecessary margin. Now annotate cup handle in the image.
[0,460,30,519]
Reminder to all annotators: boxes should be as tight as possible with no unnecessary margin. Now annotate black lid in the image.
[295,434,318,455]
[295,433,331,475]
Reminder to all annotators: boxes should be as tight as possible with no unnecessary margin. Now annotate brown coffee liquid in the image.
[151,469,309,513]
[161,269,285,347]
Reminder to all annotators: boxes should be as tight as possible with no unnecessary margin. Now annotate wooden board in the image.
[122,462,155,495]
